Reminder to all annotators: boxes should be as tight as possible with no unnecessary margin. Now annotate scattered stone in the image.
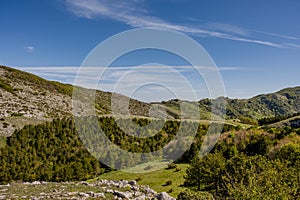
[31,181,41,185]
[81,181,89,185]
[156,192,176,200]
[2,180,176,199]
[114,190,130,199]
[128,180,137,186]
[106,189,114,193]
[131,186,139,191]
[134,195,146,200]
[78,192,89,198]
[93,192,105,198]
[144,186,156,195]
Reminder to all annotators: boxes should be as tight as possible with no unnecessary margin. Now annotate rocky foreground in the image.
[0,180,175,200]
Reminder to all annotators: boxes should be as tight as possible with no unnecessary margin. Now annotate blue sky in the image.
[1,0,300,102]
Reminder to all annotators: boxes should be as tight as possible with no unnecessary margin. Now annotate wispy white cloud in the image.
[255,30,298,40]
[283,43,300,49]
[204,22,250,36]
[218,66,249,71]
[20,65,246,74]
[25,46,35,53]
[20,65,250,101]
[203,23,299,41]
[64,0,300,49]
[214,34,286,48]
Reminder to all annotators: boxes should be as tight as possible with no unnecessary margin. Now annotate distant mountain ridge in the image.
[220,86,300,119]
[160,86,300,120]
[1,65,300,135]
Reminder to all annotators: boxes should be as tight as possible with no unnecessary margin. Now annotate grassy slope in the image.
[93,163,189,198]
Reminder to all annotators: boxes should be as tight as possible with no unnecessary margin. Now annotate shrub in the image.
[0,79,14,93]
[174,167,181,172]
[164,180,172,186]
[11,113,24,117]
[167,188,173,193]
[166,163,177,170]
[177,190,214,200]
[135,177,142,182]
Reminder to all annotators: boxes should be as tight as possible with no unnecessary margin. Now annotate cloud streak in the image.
[25,46,35,53]
[19,65,251,101]
[64,0,300,49]
[255,30,299,40]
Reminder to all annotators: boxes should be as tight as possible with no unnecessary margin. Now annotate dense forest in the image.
[0,118,103,183]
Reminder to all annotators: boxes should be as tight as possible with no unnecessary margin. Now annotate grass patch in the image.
[93,163,189,198]
[0,78,14,93]
[0,136,6,148]
[11,113,24,117]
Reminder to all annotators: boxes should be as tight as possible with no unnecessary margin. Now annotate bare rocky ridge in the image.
[0,65,171,136]
[0,66,73,136]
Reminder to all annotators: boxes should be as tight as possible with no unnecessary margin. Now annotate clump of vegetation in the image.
[0,78,14,93]
[135,177,142,182]
[164,180,172,186]
[11,112,24,117]
[2,122,9,128]
[166,163,177,170]
[238,116,258,125]
[167,188,173,193]
[178,189,214,200]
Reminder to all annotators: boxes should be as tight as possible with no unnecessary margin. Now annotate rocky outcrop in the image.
[0,180,176,200]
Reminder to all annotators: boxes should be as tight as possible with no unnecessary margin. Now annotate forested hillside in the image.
[1,116,298,199]
[222,86,300,118]
[0,116,237,184]
[0,118,103,183]
[180,125,300,199]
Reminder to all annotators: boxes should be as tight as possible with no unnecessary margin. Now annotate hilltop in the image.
[0,65,169,136]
